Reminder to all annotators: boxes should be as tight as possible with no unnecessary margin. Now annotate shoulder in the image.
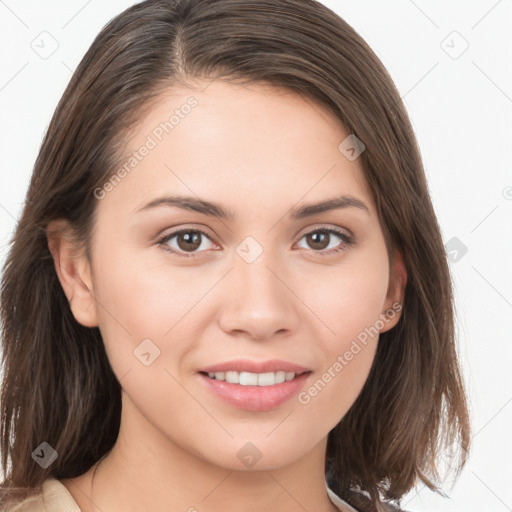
[5,478,80,512]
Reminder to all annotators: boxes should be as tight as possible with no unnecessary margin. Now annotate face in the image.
[57,80,404,471]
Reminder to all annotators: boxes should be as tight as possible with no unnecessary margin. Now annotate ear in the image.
[379,249,407,333]
[47,219,98,328]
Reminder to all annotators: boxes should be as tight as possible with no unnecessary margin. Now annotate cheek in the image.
[293,247,388,420]
[298,244,390,347]
[297,340,378,435]
[297,277,382,430]
[92,241,240,391]
[90,243,196,369]
[90,251,210,434]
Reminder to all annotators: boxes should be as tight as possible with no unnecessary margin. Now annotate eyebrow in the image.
[135,194,370,220]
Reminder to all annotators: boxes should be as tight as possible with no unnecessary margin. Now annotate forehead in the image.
[94,80,374,222]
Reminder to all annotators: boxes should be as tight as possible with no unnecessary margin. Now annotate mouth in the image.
[197,367,313,412]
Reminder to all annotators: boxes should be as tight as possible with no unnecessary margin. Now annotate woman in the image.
[0,0,470,511]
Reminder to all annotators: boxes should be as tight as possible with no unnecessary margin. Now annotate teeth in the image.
[205,370,299,386]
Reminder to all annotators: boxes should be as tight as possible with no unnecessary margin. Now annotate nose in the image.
[217,250,299,341]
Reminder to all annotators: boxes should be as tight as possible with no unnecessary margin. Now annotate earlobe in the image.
[47,219,98,328]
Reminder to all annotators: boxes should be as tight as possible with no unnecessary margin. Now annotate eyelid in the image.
[296,223,354,241]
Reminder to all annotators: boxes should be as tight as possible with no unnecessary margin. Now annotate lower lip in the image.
[198,372,311,412]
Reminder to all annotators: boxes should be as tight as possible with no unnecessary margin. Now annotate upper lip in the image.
[199,359,310,374]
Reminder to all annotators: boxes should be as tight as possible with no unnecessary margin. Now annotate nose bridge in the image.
[218,237,298,339]
[236,240,289,311]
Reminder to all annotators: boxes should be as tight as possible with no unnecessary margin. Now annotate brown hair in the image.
[0,0,470,510]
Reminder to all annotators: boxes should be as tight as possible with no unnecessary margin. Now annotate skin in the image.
[49,79,406,512]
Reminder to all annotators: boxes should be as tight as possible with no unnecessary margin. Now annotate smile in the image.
[202,370,309,386]
[198,371,312,412]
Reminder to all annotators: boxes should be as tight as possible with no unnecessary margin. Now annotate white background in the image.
[1,1,511,511]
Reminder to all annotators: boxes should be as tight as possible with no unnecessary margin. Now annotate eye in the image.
[157,228,218,258]
[157,225,354,259]
[295,227,354,256]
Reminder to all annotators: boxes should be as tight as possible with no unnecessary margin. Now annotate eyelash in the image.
[156,226,354,259]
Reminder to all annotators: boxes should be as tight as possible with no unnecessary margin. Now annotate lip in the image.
[198,371,312,412]
[198,359,310,374]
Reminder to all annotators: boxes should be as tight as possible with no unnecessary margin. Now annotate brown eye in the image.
[296,227,354,256]
[158,229,217,257]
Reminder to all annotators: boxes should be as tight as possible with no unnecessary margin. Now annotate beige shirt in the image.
[10,478,358,511]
